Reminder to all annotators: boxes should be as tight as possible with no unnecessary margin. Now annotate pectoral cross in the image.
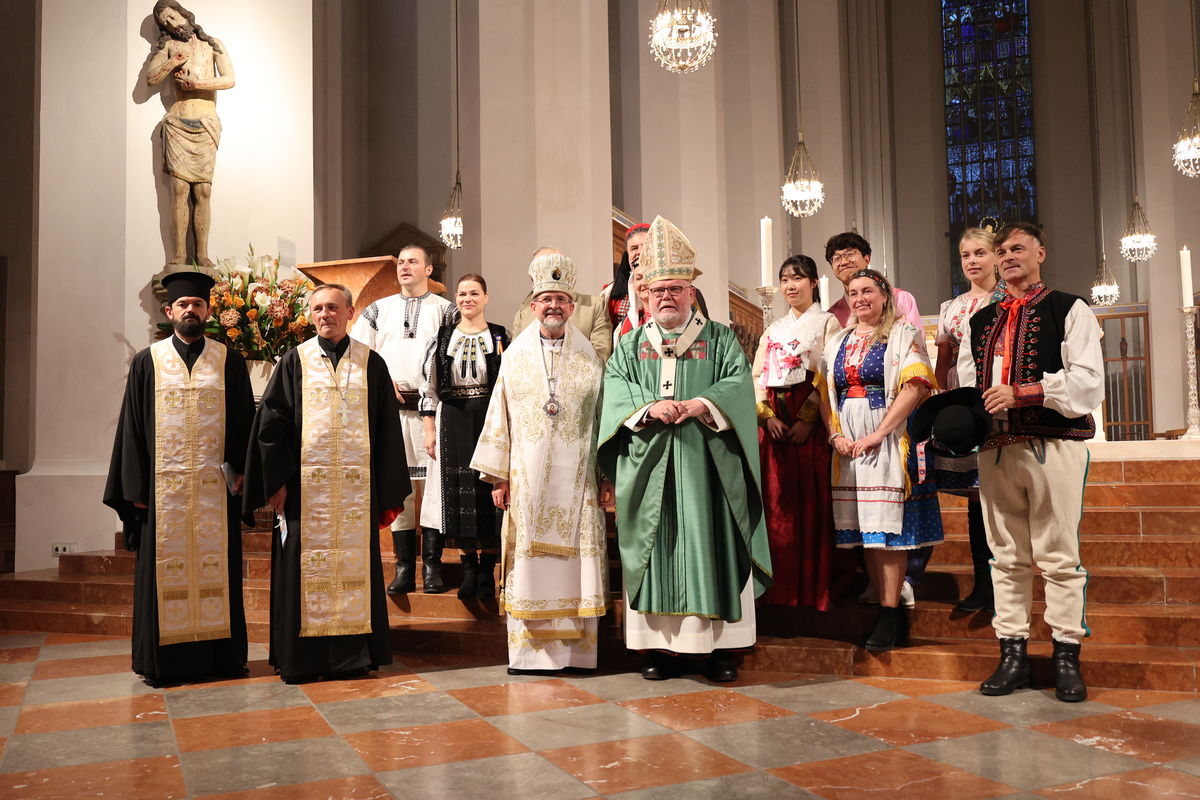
[663,347,675,358]
[338,400,350,429]
[662,380,673,392]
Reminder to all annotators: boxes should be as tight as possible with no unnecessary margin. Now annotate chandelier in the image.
[648,0,717,74]
[1175,83,1200,177]
[439,0,464,250]
[439,172,463,250]
[1090,258,1120,306]
[1119,194,1157,263]
[781,132,824,217]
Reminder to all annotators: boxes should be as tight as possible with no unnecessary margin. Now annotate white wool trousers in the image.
[978,437,1090,644]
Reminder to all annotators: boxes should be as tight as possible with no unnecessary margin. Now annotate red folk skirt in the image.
[757,380,836,610]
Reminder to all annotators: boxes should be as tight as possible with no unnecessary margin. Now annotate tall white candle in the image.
[759,217,773,287]
[819,275,831,311]
[1183,246,1194,307]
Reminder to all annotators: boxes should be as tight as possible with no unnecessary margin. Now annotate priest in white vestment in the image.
[471,252,610,674]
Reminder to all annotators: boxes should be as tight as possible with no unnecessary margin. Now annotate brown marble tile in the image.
[396,653,495,670]
[809,698,1009,746]
[1087,460,1125,483]
[770,748,1016,800]
[0,682,25,707]
[1088,484,1200,508]
[0,754,186,799]
[1086,688,1199,709]
[711,669,810,687]
[1123,460,1200,483]
[0,647,39,664]
[542,732,753,794]
[31,654,131,681]
[851,676,979,697]
[1036,766,1200,798]
[447,678,605,717]
[1165,568,1200,604]
[1033,711,1200,762]
[40,633,124,645]
[173,705,335,752]
[1141,511,1200,535]
[16,694,167,734]
[1081,510,1143,535]
[344,718,527,770]
[163,674,279,693]
[618,689,795,732]
[200,775,394,800]
[300,672,437,704]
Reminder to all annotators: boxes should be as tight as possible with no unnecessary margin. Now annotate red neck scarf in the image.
[997,283,1044,385]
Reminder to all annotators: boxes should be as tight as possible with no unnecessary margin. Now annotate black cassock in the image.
[242,336,410,681]
[102,336,255,683]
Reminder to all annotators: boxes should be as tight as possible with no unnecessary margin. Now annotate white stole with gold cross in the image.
[298,337,373,637]
[642,310,707,398]
[151,337,231,645]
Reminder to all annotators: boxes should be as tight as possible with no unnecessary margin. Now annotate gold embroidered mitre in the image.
[642,215,704,284]
[529,252,578,299]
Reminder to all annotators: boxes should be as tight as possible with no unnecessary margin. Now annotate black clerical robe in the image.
[103,335,255,683]
[242,335,410,681]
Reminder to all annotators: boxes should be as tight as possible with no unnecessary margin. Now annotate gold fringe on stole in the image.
[151,338,232,646]
[298,338,374,638]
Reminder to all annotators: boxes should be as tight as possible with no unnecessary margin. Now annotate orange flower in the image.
[273,318,284,328]
[222,292,234,305]
[232,296,246,308]
[225,327,241,340]
[296,314,307,326]
[247,308,259,321]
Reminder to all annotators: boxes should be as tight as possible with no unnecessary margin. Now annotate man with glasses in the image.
[472,252,610,674]
[599,216,772,683]
[512,246,613,362]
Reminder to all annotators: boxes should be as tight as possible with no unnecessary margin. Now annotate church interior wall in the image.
[0,0,38,474]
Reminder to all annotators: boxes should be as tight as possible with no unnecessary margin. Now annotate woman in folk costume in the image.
[934,227,1007,613]
[420,275,510,600]
[601,223,651,348]
[823,269,942,652]
[752,255,841,610]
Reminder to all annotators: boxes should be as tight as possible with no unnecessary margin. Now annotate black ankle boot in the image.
[864,607,905,653]
[954,575,995,613]
[957,500,995,613]
[422,530,446,594]
[1052,640,1087,703]
[457,552,479,599]
[980,637,1031,696]
[387,530,416,595]
[476,553,497,599]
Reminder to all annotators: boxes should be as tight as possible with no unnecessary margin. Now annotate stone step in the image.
[940,507,1200,537]
[919,564,1200,605]
[931,534,1200,568]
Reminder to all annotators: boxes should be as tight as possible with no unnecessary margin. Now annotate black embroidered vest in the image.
[431,321,509,402]
[969,285,1096,444]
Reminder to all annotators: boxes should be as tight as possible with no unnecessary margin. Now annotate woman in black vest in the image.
[420,275,510,599]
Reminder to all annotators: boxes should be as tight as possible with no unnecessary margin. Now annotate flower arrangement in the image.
[157,247,316,363]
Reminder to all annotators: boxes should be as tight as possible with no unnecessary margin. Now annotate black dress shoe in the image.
[641,653,673,681]
[706,653,738,682]
[506,667,562,677]
[1052,640,1087,703]
[954,581,995,613]
[979,637,1032,696]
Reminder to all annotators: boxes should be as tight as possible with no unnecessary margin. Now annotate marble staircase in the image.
[0,457,1197,690]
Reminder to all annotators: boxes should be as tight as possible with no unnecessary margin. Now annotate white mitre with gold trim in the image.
[529,252,578,300]
[642,215,704,284]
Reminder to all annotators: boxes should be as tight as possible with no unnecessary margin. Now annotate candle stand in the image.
[1183,306,1200,439]
[756,286,779,328]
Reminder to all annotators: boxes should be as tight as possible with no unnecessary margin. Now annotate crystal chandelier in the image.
[1119,194,1157,262]
[1175,82,1200,177]
[781,132,824,217]
[648,0,717,74]
[439,172,463,250]
[1090,258,1120,306]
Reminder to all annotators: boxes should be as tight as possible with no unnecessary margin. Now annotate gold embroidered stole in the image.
[643,311,707,398]
[151,337,231,645]
[298,337,373,637]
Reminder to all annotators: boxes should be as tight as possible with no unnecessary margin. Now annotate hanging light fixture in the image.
[1119,0,1156,263]
[1085,0,1119,306]
[439,0,464,250]
[780,1,823,218]
[1173,0,1200,176]
[648,0,717,74]
[1091,258,1121,306]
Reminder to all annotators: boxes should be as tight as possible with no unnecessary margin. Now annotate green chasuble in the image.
[598,314,772,622]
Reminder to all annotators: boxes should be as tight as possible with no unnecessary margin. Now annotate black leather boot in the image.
[422,530,446,594]
[956,500,995,613]
[457,552,479,599]
[387,530,416,595]
[979,637,1031,695]
[864,606,906,653]
[476,553,497,599]
[1052,640,1087,702]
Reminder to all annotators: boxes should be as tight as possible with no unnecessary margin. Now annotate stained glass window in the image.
[942,1,1036,296]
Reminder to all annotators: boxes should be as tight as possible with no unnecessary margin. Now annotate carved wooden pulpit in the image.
[297,256,445,320]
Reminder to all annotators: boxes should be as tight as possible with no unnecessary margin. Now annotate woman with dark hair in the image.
[822,269,941,652]
[752,256,841,609]
[420,275,510,599]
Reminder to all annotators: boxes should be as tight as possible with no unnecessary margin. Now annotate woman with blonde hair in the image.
[933,227,1007,613]
[822,269,941,652]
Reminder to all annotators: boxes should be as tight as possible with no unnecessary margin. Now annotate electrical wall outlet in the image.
[51,542,77,557]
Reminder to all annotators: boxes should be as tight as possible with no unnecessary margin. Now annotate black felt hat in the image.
[911,386,989,457]
[162,271,216,303]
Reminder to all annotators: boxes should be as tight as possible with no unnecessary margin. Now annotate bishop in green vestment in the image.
[598,216,771,683]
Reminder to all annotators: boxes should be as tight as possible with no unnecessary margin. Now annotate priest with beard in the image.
[104,271,255,686]
[243,283,410,683]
